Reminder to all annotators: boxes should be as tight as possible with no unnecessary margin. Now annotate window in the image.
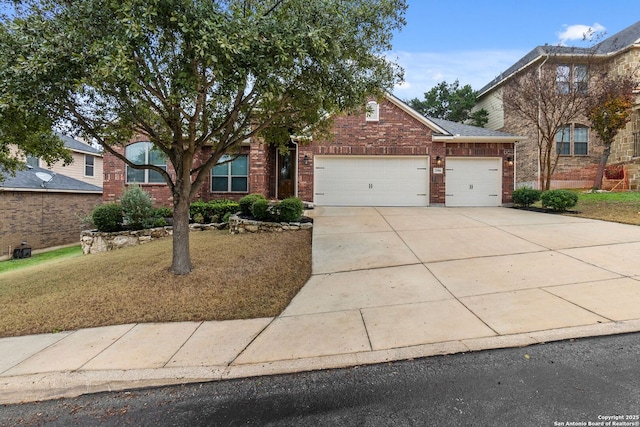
[26,155,39,168]
[556,64,588,94]
[556,125,571,155]
[556,124,589,156]
[574,125,589,155]
[211,154,248,192]
[634,132,640,158]
[574,65,588,94]
[125,142,167,184]
[556,65,571,94]
[365,101,379,122]
[84,155,95,177]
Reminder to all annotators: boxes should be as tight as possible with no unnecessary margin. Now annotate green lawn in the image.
[0,245,83,274]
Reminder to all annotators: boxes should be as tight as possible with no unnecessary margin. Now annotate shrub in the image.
[239,194,266,216]
[190,199,239,223]
[120,185,155,230]
[251,198,276,221]
[222,212,233,223]
[512,187,542,207]
[540,189,578,212]
[92,203,123,232]
[154,206,173,218]
[189,200,210,222]
[278,197,304,222]
[208,200,240,222]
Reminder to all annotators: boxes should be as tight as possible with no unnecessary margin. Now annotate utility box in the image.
[13,245,32,259]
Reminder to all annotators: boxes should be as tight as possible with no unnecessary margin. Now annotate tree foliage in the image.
[587,76,636,189]
[0,0,406,274]
[407,79,488,127]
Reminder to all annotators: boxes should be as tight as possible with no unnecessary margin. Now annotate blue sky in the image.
[389,0,640,100]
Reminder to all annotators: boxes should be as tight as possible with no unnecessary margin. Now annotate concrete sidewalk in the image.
[3,207,640,404]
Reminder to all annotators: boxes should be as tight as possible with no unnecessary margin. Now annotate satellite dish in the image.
[35,171,54,187]
[35,172,53,182]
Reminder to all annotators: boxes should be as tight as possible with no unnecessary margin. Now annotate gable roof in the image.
[56,133,102,156]
[384,92,523,142]
[0,165,103,193]
[478,20,640,97]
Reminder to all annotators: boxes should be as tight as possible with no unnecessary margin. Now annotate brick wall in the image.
[298,99,435,202]
[0,191,102,258]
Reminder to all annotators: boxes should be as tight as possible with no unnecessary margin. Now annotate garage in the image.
[445,158,502,207]
[314,156,429,206]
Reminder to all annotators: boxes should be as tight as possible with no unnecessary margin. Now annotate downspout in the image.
[537,56,549,190]
[293,140,299,198]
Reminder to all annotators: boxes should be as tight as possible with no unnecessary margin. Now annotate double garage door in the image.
[314,156,429,206]
[313,156,502,207]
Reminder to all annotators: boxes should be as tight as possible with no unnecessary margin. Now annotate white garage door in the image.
[314,156,429,206]
[445,158,502,207]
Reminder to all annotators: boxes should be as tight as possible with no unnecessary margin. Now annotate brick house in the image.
[0,165,102,260]
[1,135,104,259]
[103,93,522,208]
[475,20,640,190]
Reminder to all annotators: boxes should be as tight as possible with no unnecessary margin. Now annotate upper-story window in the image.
[556,124,589,156]
[125,141,167,184]
[84,155,95,177]
[365,101,379,122]
[211,154,248,192]
[26,155,39,168]
[556,64,588,94]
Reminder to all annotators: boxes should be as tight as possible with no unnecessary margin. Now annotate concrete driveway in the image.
[236,206,640,363]
[3,206,640,404]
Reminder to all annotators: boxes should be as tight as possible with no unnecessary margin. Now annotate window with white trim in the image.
[84,155,95,177]
[125,142,167,183]
[556,64,588,94]
[556,124,589,156]
[211,154,248,192]
[365,101,379,122]
[26,155,39,168]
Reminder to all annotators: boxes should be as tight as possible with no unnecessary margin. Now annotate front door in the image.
[277,146,296,199]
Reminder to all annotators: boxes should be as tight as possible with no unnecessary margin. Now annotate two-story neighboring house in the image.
[476,20,640,190]
[0,134,103,259]
[25,133,103,187]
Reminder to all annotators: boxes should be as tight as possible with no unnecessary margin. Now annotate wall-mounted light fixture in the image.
[303,154,309,165]
[436,155,442,166]
[506,156,513,166]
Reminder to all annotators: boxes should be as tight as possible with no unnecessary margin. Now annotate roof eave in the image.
[0,187,102,194]
[433,135,526,143]
[383,92,452,136]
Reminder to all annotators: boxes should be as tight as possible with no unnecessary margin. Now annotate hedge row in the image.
[512,188,578,212]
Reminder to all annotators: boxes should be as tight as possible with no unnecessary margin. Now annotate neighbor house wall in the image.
[0,191,102,259]
[45,151,103,187]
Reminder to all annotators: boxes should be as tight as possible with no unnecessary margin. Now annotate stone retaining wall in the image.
[80,223,226,255]
[229,215,313,234]
[81,217,312,254]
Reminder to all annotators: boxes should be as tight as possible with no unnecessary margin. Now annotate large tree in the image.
[407,79,488,127]
[501,58,600,191]
[0,0,406,275]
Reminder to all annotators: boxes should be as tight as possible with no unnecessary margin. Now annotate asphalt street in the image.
[2,333,639,426]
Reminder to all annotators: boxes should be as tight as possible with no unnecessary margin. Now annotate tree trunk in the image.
[594,144,612,190]
[171,185,193,275]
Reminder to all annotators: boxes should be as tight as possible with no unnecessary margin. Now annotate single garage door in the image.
[314,156,429,206]
[445,158,502,207]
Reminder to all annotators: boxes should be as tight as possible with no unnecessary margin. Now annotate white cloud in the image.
[557,23,606,45]
[388,49,526,100]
